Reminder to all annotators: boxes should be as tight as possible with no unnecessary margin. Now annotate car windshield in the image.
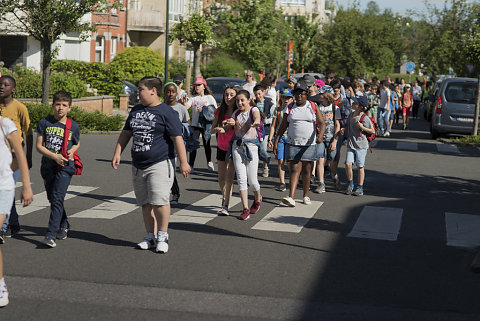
[207,79,245,94]
[444,82,478,104]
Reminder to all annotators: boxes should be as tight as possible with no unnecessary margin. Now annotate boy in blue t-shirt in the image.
[112,76,190,254]
[35,91,80,248]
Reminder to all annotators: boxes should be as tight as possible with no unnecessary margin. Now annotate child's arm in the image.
[8,131,33,206]
[330,119,341,151]
[112,130,132,170]
[67,142,80,160]
[171,135,190,178]
[315,108,326,143]
[356,119,375,135]
[273,116,289,156]
[268,116,277,149]
[36,134,69,167]
[251,108,261,128]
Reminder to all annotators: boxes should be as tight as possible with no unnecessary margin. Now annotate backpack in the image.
[359,113,377,153]
[333,97,351,128]
[234,107,264,141]
[56,118,83,175]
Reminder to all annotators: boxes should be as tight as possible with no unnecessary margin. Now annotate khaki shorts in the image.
[132,159,174,206]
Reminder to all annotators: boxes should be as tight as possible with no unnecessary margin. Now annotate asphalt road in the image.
[2,116,480,321]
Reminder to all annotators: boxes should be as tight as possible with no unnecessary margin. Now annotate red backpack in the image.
[359,113,377,152]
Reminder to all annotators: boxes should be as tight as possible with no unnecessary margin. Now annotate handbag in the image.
[0,117,19,171]
[56,118,83,175]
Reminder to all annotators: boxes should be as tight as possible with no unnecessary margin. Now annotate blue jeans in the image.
[2,169,20,231]
[378,109,391,133]
[41,165,74,238]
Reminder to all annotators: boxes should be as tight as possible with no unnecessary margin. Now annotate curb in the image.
[438,138,480,147]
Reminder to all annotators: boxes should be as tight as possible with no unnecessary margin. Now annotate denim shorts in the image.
[0,189,15,216]
[132,159,174,206]
[318,140,337,161]
[275,137,287,160]
[345,147,368,168]
[286,143,319,162]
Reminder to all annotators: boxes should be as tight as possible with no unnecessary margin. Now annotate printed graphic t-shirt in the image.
[36,115,80,171]
[318,103,341,141]
[124,103,182,169]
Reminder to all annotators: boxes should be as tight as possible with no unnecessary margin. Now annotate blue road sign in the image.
[406,62,415,72]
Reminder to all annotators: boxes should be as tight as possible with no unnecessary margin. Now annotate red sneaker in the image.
[239,208,250,220]
[250,199,261,214]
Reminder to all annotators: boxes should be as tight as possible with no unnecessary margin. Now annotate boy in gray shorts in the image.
[112,77,190,253]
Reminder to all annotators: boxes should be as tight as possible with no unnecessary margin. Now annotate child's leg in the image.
[224,158,235,207]
[245,144,261,201]
[301,161,313,198]
[288,160,302,199]
[232,145,249,209]
[317,158,325,182]
[142,204,157,234]
[201,129,212,163]
[345,162,353,181]
[0,189,15,281]
[171,175,180,196]
[45,170,72,239]
[358,167,365,186]
[278,159,285,184]
[189,128,201,167]
[152,204,170,232]
[217,160,227,197]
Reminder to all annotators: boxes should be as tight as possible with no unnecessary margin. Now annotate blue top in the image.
[124,103,183,169]
[36,115,80,171]
[390,92,399,110]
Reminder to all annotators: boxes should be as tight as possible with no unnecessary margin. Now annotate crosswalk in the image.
[15,183,480,249]
[371,139,479,155]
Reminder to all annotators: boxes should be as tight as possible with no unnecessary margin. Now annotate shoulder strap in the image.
[61,118,72,158]
[287,102,294,114]
[309,100,317,114]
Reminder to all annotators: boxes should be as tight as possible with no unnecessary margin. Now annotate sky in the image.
[333,0,477,16]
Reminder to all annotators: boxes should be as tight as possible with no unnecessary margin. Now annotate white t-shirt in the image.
[0,117,17,190]
[265,87,277,108]
[242,81,257,99]
[379,88,391,110]
[234,107,260,140]
[284,102,316,146]
[188,95,217,127]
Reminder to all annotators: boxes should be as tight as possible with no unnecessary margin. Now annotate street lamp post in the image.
[164,0,170,84]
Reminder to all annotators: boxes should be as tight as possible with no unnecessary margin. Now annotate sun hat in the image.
[193,77,207,86]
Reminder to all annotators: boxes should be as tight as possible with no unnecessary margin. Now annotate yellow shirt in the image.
[0,99,32,143]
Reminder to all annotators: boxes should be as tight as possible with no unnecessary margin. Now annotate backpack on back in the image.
[359,113,377,152]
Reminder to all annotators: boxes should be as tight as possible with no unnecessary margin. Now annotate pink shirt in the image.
[214,108,235,151]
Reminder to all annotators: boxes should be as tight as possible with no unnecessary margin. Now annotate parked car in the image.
[121,80,139,106]
[206,77,246,105]
[425,76,454,121]
[430,77,479,139]
[290,73,325,81]
[275,80,289,91]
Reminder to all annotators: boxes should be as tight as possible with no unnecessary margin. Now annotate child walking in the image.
[112,77,190,254]
[0,114,33,306]
[344,96,375,196]
[253,84,274,177]
[402,84,413,129]
[224,90,268,220]
[35,91,80,248]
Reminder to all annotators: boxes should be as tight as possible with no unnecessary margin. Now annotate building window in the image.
[281,0,306,5]
[95,36,105,62]
[170,0,185,22]
[111,37,117,60]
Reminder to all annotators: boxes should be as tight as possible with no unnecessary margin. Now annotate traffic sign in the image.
[406,62,415,72]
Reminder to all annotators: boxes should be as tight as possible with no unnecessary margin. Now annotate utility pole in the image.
[164,0,170,84]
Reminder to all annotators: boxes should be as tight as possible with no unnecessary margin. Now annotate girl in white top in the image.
[0,116,33,307]
[261,73,278,109]
[223,90,262,221]
[185,77,217,171]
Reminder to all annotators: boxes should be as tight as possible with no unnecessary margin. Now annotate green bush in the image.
[25,103,125,131]
[50,72,88,98]
[10,66,42,99]
[168,58,188,81]
[110,46,165,82]
[202,53,248,79]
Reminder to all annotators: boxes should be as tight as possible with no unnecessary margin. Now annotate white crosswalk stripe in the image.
[445,212,480,248]
[252,200,323,233]
[71,191,138,219]
[16,185,98,216]
[436,143,459,154]
[170,194,241,224]
[396,142,418,151]
[348,206,403,241]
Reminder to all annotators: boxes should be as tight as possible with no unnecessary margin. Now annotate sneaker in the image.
[0,230,4,244]
[345,183,354,195]
[207,161,215,171]
[262,166,269,178]
[170,194,180,205]
[56,222,70,240]
[303,196,312,205]
[275,183,287,192]
[156,233,169,253]
[313,182,326,194]
[403,124,407,130]
[250,199,261,214]
[333,177,342,191]
[352,186,364,196]
[0,282,8,307]
[239,208,250,220]
[137,234,156,250]
[5,224,20,237]
[217,206,229,216]
[383,131,390,137]
[42,236,56,248]
[282,196,296,207]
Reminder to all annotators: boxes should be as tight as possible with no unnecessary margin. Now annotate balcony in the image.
[127,9,164,32]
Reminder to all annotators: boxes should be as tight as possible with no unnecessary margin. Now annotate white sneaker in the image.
[137,234,156,250]
[383,131,390,137]
[217,206,229,216]
[303,196,312,205]
[262,166,269,178]
[207,162,215,171]
[156,232,169,253]
[0,282,8,307]
[282,196,296,207]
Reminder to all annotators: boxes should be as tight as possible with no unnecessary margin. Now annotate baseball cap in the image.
[280,88,293,98]
[302,74,316,86]
[316,79,325,87]
[293,81,309,93]
[351,95,368,108]
[287,77,297,84]
[192,77,207,86]
[404,84,411,88]
[318,85,333,94]
[173,74,184,83]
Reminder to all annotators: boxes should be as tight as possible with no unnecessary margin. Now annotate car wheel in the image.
[430,123,440,139]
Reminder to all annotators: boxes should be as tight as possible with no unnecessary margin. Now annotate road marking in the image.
[348,206,403,241]
[436,144,459,154]
[252,200,324,233]
[396,142,418,151]
[445,212,480,248]
[71,191,138,219]
[16,185,98,216]
[170,194,241,224]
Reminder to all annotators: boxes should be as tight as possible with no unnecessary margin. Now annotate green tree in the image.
[465,33,480,135]
[290,15,320,73]
[169,13,215,78]
[0,0,119,104]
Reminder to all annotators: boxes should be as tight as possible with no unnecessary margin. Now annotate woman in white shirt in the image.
[273,81,325,207]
